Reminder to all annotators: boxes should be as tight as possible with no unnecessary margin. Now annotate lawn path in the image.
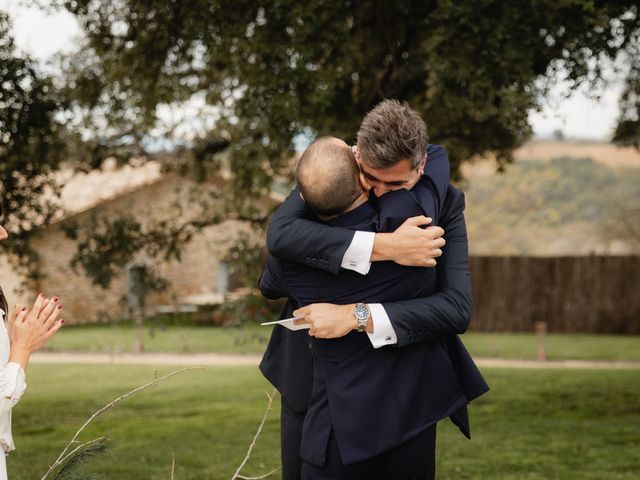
[31,352,263,366]
[31,352,640,369]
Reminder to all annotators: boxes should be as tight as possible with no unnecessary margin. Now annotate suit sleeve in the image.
[258,256,291,300]
[424,143,450,209]
[267,187,354,275]
[382,189,473,347]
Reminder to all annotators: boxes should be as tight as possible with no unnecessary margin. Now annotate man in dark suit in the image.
[259,100,488,479]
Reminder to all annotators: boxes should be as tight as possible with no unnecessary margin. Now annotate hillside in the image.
[513,140,640,168]
[463,142,640,256]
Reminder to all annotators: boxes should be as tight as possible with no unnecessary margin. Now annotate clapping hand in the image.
[8,293,64,369]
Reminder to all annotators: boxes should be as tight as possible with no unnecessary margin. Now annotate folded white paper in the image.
[261,316,310,331]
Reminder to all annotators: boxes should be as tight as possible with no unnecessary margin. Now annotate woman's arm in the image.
[0,361,26,412]
[0,295,63,413]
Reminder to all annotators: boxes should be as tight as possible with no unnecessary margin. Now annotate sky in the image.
[1,0,624,141]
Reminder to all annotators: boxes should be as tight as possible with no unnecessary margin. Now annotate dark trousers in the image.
[281,399,306,480]
[282,400,437,480]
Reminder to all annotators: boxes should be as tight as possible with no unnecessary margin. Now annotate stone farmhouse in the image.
[0,159,266,324]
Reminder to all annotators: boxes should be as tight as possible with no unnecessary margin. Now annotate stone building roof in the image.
[54,156,289,221]
[56,157,163,218]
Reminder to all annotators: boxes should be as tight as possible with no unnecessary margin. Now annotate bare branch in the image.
[236,465,282,480]
[230,389,278,480]
[41,367,205,480]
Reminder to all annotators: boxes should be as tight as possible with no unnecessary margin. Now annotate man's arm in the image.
[266,145,449,274]
[258,256,290,300]
[424,143,450,207]
[382,188,472,346]
[267,188,353,275]
[267,188,442,275]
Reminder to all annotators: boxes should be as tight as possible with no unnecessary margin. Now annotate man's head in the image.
[296,137,367,219]
[356,99,428,197]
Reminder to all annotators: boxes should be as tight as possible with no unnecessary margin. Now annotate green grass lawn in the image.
[9,365,640,479]
[43,323,640,361]
[460,332,640,362]
[11,365,281,480]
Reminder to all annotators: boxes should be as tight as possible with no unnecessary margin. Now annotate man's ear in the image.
[352,144,362,166]
[358,171,371,192]
[418,154,427,176]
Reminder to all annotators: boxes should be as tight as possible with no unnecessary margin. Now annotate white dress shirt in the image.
[340,233,398,348]
[0,308,27,468]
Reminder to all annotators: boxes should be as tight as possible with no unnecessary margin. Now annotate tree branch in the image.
[41,367,205,480]
[230,389,279,480]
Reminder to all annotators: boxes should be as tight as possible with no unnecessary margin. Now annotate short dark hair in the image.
[296,137,362,217]
[0,200,6,314]
[357,99,428,169]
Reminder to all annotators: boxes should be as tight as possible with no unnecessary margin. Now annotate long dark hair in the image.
[0,200,7,315]
[0,286,7,317]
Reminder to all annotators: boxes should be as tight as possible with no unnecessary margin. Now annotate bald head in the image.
[296,137,363,217]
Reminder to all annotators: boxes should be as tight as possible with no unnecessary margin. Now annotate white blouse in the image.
[0,308,27,454]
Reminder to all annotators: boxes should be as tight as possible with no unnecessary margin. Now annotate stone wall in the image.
[1,175,257,324]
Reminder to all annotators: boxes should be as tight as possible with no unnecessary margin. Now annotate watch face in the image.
[355,304,369,320]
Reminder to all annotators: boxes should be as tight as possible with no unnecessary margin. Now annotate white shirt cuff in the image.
[1,362,26,405]
[341,231,374,275]
[366,303,398,348]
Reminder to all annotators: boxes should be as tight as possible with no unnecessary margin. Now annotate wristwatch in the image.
[354,303,370,333]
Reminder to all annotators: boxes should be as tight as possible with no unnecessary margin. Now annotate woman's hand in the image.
[8,294,64,369]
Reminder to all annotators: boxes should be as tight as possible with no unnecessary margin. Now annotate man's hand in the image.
[293,303,357,338]
[372,215,445,267]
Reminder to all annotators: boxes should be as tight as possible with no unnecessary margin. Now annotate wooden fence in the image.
[469,256,640,334]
